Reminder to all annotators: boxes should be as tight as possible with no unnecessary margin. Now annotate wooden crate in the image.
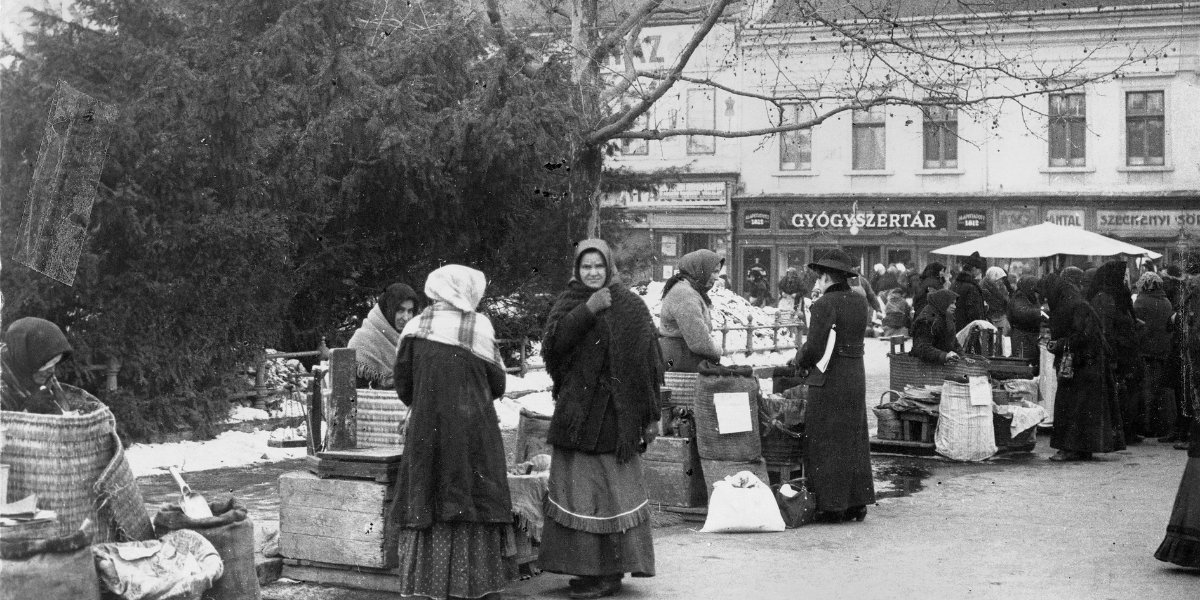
[643,436,707,508]
[279,471,397,569]
[896,412,937,444]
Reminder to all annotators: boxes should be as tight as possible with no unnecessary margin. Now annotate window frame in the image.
[778,103,814,172]
[618,109,651,156]
[1125,90,1165,167]
[922,104,958,169]
[1048,92,1087,167]
[851,104,887,171]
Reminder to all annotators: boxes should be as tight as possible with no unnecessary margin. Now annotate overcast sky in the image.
[2,0,70,51]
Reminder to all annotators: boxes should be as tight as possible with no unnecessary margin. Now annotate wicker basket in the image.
[515,408,552,463]
[692,374,761,461]
[873,390,905,441]
[760,421,804,464]
[0,385,153,543]
[663,372,698,407]
[888,354,990,391]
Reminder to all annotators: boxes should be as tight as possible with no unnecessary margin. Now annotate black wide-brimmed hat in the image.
[808,249,859,276]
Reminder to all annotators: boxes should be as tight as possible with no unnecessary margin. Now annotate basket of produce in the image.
[759,392,805,464]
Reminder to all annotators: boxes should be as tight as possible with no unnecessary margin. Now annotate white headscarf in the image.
[424,265,487,312]
[985,266,1007,282]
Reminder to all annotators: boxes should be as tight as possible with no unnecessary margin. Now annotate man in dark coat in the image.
[912,262,946,316]
[950,252,989,344]
[789,249,874,522]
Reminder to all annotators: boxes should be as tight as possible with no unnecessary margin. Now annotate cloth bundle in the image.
[700,472,785,533]
[935,379,997,461]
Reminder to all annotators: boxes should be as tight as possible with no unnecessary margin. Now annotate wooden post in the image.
[105,357,120,392]
[327,348,357,451]
[308,370,323,455]
[519,340,528,377]
[720,324,729,355]
[745,325,753,354]
[254,358,267,408]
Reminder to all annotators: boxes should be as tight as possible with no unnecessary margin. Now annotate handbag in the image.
[773,478,816,528]
[1058,340,1075,380]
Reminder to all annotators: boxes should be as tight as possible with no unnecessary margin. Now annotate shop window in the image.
[687,89,716,155]
[887,249,914,271]
[742,248,772,299]
[779,103,813,171]
[619,109,650,156]
[852,105,886,170]
[1049,93,1086,167]
[1126,91,1164,166]
[660,234,679,257]
[682,233,713,255]
[922,105,958,169]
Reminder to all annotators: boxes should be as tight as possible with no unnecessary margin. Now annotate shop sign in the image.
[781,210,947,231]
[1045,209,1085,228]
[621,181,727,206]
[743,211,771,229]
[957,211,987,231]
[1096,210,1200,236]
[997,208,1036,232]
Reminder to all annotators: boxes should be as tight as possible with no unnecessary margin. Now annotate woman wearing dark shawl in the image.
[387,265,515,600]
[1007,276,1046,361]
[658,249,725,372]
[909,289,961,365]
[1088,261,1145,443]
[1045,273,1126,461]
[1155,272,1200,568]
[1,317,74,414]
[347,283,422,389]
[1134,273,1175,437]
[790,249,874,522]
[539,239,662,599]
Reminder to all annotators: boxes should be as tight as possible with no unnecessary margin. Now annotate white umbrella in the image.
[932,222,1162,259]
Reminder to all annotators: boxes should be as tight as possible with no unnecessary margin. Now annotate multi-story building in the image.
[606,1,1200,298]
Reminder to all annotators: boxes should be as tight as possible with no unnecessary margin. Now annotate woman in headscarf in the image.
[912,262,946,316]
[1,317,74,414]
[387,265,515,600]
[540,239,662,599]
[790,249,875,523]
[1155,270,1200,568]
[1044,272,1126,461]
[1135,272,1175,438]
[982,266,1012,337]
[909,289,961,365]
[347,283,422,389]
[1088,261,1144,443]
[880,288,913,339]
[658,250,725,372]
[1007,276,1046,361]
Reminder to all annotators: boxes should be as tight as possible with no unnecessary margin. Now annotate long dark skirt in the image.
[539,448,654,577]
[395,522,517,599]
[1156,457,1200,569]
[803,354,875,512]
[1050,359,1125,454]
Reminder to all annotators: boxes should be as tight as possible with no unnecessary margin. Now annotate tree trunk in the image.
[572,0,604,238]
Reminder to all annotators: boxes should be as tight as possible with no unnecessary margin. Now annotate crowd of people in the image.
[7,241,1200,597]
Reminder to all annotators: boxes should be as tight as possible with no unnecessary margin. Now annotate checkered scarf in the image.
[399,304,505,370]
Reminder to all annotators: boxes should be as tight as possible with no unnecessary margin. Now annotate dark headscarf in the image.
[378,283,423,331]
[1016,275,1040,300]
[915,288,958,332]
[663,249,723,306]
[1061,267,1086,291]
[1,317,72,412]
[919,262,945,279]
[1087,260,1134,318]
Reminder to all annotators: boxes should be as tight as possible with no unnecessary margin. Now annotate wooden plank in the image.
[643,459,707,508]
[280,505,387,542]
[642,435,694,463]
[316,459,398,483]
[280,532,390,569]
[328,348,358,450]
[280,471,389,513]
[282,558,396,575]
[869,437,938,457]
[282,564,403,591]
[268,438,307,448]
[318,447,404,463]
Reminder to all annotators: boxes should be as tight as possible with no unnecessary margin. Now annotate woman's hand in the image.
[944,351,960,364]
[586,288,612,313]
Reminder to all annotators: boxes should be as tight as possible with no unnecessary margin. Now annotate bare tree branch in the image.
[590,0,664,67]
[586,0,737,145]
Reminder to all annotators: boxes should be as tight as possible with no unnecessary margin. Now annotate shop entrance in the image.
[843,245,881,277]
[742,247,772,299]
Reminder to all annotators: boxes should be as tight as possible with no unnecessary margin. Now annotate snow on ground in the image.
[506,369,553,394]
[125,429,308,477]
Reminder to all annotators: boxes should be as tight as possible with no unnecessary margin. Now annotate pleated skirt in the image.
[1156,456,1200,569]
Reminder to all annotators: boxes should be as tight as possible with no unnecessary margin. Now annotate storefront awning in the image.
[931,222,1162,259]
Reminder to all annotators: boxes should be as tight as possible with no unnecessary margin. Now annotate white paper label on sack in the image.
[969,376,992,406]
[713,392,753,434]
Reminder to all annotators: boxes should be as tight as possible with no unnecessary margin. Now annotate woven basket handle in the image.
[879,390,902,407]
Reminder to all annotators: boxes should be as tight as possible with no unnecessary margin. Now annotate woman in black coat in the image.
[1045,273,1126,461]
[1008,276,1046,361]
[1134,273,1175,437]
[1089,261,1144,443]
[909,289,962,365]
[540,239,662,599]
[790,249,874,522]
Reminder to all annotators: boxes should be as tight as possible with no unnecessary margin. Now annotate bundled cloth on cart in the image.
[935,378,997,461]
[993,401,1046,438]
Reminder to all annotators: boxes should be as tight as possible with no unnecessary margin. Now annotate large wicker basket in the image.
[663,372,698,408]
[355,389,407,448]
[873,391,905,441]
[0,385,153,543]
[760,421,804,464]
[888,354,989,391]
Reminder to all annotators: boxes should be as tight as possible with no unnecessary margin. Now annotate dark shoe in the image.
[843,505,868,522]
[1175,441,1191,450]
[1158,433,1181,443]
[1126,434,1145,445]
[568,576,621,599]
[815,511,844,523]
[1049,451,1083,462]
